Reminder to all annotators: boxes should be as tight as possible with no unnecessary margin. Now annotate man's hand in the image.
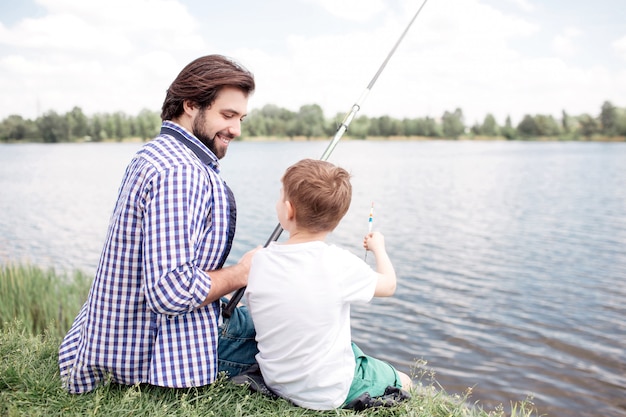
[201,246,261,306]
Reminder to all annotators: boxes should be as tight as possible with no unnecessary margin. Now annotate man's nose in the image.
[228,119,241,137]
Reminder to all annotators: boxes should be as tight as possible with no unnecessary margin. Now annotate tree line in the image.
[0,108,162,143]
[1,101,624,143]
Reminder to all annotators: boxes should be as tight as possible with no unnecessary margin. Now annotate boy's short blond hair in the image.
[282,159,352,233]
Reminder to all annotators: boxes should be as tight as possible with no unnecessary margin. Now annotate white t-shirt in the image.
[246,241,378,410]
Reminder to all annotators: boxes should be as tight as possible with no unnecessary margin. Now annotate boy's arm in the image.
[363,232,397,297]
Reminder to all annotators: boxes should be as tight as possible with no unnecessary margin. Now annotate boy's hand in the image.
[365,231,396,297]
[363,231,385,254]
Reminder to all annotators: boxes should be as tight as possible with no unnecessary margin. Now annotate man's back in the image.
[59,125,226,393]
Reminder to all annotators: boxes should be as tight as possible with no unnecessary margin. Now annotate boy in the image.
[246,158,412,410]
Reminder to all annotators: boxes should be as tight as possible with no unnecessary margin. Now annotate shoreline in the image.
[2,134,625,144]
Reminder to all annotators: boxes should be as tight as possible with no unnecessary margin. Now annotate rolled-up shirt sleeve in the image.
[142,164,213,315]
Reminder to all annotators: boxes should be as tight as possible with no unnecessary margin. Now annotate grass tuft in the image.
[0,263,91,337]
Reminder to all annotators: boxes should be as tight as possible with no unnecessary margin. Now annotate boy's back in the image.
[246,159,410,410]
[247,240,378,410]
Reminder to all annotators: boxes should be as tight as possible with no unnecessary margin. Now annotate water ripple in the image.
[2,141,626,417]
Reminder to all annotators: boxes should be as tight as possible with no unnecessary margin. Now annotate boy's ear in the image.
[285,200,295,220]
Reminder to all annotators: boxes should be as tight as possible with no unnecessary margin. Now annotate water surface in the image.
[1,140,624,417]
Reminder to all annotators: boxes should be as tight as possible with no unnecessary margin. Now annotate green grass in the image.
[0,264,542,416]
[0,263,91,337]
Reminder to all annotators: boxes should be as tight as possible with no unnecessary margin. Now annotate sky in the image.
[1,0,625,126]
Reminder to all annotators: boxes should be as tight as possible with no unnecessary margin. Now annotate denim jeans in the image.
[217,300,258,377]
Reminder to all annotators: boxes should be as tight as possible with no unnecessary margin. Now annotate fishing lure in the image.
[365,202,374,260]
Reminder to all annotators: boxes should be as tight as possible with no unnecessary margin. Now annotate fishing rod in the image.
[223,0,429,318]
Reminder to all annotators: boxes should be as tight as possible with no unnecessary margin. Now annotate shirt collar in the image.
[161,120,220,172]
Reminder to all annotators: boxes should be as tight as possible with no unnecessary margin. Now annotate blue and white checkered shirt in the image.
[59,121,232,393]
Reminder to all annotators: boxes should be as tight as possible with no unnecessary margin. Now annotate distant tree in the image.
[366,116,381,136]
[561,109,573,135]
[420,117,442,138]
[470,122,482,136]
[135,109,160,141]
[347,115,370,139]
[481,113,499,136]
[600,101,617,135]
[101,114,115,140]
[615,108,626,136]
[257,104,295,137]
[112,112,130,141]
[401,117,420,136]
[390,117,404,136]
[258,104,289,120]
[517,115,540,138]
[90,114,105,141]
[441,108,464,139]
[68,106,90,140]
[501,115,516,139]
[0,115,34,141]
[37,111,67,143]
[368,115,401,137]
[64,112,75,141]
[241,108,267,137]
[534,114,561,136]
[294,104,325,138]
[578,113,599,139]
[404,116,441,137]
[4,99,625,143]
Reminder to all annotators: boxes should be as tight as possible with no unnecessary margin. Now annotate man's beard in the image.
[192,111,231,159]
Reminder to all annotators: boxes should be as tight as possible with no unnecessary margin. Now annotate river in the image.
[0,139,624,417]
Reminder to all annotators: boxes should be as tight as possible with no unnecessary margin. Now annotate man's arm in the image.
[200,246,259,306]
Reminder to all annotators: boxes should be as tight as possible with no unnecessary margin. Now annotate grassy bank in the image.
[0,263,91,338]
[0,264,541,416]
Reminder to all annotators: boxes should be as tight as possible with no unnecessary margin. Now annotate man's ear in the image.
[182,99,198,116]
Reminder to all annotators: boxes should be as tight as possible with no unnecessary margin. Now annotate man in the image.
[59,55,258,393]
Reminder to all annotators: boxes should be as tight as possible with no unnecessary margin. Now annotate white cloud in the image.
[36,0,197,33]
[612,35,626,61]
[312,0,542,123]
[509,0,535,12]
[303,0,387,21]
[0,0,625,125]
[552,27,582,58]
[0,0,207,118]
[238,0,545,124]
[5,13,134,55]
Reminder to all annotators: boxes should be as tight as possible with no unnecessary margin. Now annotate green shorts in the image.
[343,342,402,406]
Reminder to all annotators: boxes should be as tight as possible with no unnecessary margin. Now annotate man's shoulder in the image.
[136,135,203,173]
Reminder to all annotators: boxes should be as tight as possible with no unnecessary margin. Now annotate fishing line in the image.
[223,0,429,318]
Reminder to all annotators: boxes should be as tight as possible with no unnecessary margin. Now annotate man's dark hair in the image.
[161,54,255,121]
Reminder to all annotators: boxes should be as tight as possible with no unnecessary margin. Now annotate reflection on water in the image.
[1,140,625,417]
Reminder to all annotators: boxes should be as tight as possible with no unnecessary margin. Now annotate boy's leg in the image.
[398,370,412,389]
[343,342,409,405]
